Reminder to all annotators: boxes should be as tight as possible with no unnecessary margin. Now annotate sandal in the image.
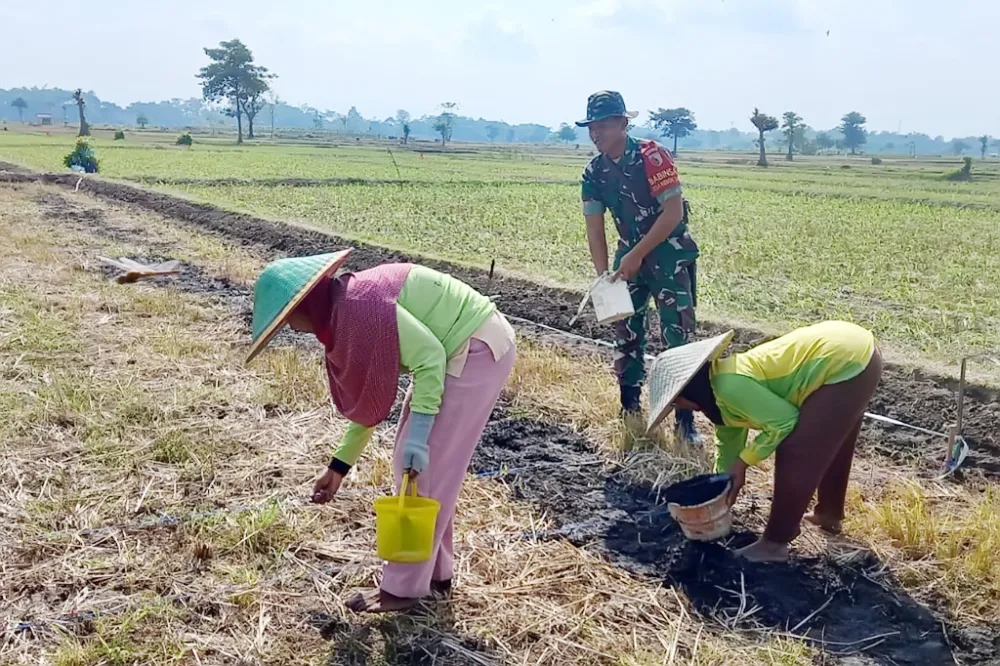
[346,588,421,614]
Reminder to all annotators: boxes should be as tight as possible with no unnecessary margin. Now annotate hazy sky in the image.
[2,0,996,137]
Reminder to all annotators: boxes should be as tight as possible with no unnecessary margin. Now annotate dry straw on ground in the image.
[1,184,813,665]
[2,183,998,666]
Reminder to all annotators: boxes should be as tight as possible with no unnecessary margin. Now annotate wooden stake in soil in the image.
[945,424,958,470]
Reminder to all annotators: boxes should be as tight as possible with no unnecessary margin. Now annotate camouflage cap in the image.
[576,91,639,127]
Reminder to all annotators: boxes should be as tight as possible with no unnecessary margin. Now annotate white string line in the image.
[502,312,953,440]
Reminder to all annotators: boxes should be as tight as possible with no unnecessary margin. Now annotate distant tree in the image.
[346,106,364,132]
[525,124,551,143]
[197,39,271,144]
[816,132,834,152]
[839,111,867,154]
[433,117,453,144]
[781,112,803,161]
[506,128,516,143]
[952,138,970,155]
[980,135,990,159]
[244,71,275,139]
[72,89,90,136]
[648,107,696,155]
[750,107,779,166]
[338,115,347,132]
[402,123,411,144]
[268,92,279,139]
[485,124,501,142]
[136,113,149,129]
[244,92,264,138]
[556,123,577,143]
[792,124,813,154]
[11,97,27,122]
[947,157,973,181]
[396,109,410,126]
[434,101,458,145]
[314,113,324,130]
[884,142,895,152]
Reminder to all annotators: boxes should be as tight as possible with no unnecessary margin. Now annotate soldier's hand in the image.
[613,250,642,282]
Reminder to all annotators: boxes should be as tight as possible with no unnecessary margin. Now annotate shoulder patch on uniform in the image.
[638,140,680,198]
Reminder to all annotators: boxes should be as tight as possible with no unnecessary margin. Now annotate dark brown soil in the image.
[309,611,498,666]
[5,168,995,480]
[474,415,1000,665]
[32,190,256,315]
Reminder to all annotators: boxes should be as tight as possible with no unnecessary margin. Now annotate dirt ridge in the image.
[473,415,997,665]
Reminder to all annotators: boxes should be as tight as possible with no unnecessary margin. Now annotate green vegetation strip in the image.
[174,180,1000,362]
[4,133,1000,364]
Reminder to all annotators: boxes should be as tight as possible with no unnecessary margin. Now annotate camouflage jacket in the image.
[581,136,699,259]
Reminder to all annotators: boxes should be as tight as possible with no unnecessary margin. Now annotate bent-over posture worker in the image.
[247,250,516,611]
[649,320,883,562]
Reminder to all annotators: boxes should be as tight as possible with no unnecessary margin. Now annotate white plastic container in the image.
[590,274,634,324]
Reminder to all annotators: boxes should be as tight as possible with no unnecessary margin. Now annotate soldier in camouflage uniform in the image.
[577,91,701,443]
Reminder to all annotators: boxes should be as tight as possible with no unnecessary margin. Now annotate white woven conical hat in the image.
[646,331,734,435]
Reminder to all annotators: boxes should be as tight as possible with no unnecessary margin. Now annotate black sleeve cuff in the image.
[329,457,352,476]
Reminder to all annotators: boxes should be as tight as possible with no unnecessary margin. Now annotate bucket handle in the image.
[398,474,418,510]
[569,272,609,326]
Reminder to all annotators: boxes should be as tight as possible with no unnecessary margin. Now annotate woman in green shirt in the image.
[247,250,516,612]
[648,321,883,563]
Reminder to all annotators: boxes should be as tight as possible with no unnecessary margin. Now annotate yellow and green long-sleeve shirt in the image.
[332,265,498,468]
[711,321,876,471]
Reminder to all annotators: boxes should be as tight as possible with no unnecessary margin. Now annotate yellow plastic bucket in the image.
[374,475,441,563]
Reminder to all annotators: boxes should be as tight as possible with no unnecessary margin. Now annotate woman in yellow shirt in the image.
[648,321,883,563]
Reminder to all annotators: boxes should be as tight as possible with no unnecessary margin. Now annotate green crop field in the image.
[3,129,999,369]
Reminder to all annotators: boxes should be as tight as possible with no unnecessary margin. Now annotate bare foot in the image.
[805,511,843,534]
[346,588,421,614]
[736,538,789,563]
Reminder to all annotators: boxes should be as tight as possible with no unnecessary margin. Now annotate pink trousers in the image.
[381,339,516,599]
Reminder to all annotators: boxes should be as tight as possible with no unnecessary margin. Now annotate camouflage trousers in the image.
[613,248,697,387]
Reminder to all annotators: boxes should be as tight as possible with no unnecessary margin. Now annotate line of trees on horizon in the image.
[6,84,995,159]
[3,38,997,158]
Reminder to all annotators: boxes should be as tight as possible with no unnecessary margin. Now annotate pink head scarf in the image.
[297,263,413,427]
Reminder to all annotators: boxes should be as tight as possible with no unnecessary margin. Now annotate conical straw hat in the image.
[646,331,734,435]
[246,249,352,363]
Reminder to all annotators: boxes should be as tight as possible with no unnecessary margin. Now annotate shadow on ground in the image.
[312,603,497,666]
